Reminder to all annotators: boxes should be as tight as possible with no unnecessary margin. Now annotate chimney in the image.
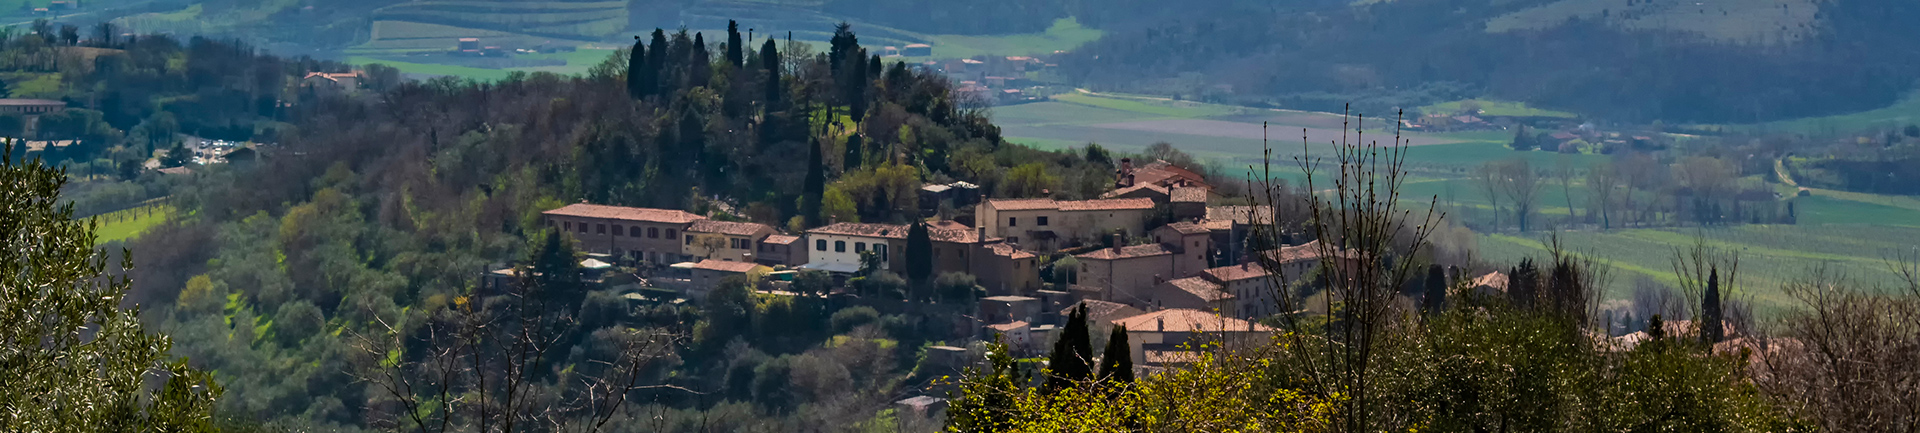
[1156,317,1164,332]
[977,227,987,244]
[1110,233,1122,250]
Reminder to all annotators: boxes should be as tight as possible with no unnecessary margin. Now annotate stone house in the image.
[754,234,806,266]
[542,204,703,265]
[687,259,769,300]
[682,220,777,262]
[976,198,1156,250]
[803,222,909,274]
[1111,309,1274,368]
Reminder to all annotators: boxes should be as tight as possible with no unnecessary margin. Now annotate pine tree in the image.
[1096,325,1133,384]
[1423,264,1446,315]
[828,22,857,74]
[1702,267,1725,344]
[626,36,646,99]
[906,220,932,291]
[726,20,744,68]
[844,133,864,170]
[1512,125,1535,151]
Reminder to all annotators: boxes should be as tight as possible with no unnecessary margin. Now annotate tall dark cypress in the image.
[868,54,882,81]
[626,36,645,99]
[646,29,668,96]
[843,133,863,171]
[1423,264,1446,315]
[828,22,856,73]
[905,219,932,289]
[1508,259,1540,309]
[1096,325,1133,384]
[690,32,711,88]
[760,38,782,107]
[1045,305,1094,392]
[726,20,744,68]
[1702,267,1725,344]
[846,48,870,124]
[801,108,825,228]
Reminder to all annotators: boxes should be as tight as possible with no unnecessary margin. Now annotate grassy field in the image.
[93,205,172,243]
[1418,99,1578,119]
[1733,91,1920,135]
[1478,225,1920,313]
[921,18,1102,59]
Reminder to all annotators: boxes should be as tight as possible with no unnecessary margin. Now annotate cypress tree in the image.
[905,219,932,291]
[689,32,712,88]
[1647,314,1666,340]
[760,38,782,107]
[646,29,668,96]
[1508,259,1540,309]
[1423,264,1446,315]
[1702,267,1725,344]
[868,54,882,81]
[1096,325,1133,384]
[846,48,870,124]
[828,22,856,73]
[626,36,646,99]
[1044,305,1093,392]
[843,133,864,170]
[726,20,744,68]
[801,110,825,228]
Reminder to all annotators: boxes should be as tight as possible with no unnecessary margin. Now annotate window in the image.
[596,224,606,234]
[1037,216,1049,226]
[835,241,846,252]
[612,225,624,236]
[563,221,572,231]
[876,244,888,257]
[855,242,866,253]
[1009,217,1018,227]
[577,223,587,234]
[666,229,676,239]
[685,235,693,245]
[817,240,828,251]
[632,227,643,238]
[648,227,659,238]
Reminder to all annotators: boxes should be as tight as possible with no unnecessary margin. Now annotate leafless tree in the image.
[1554,155,1578,227]
[1753,264,1920,431]
[349,269,683,433]
[1585,161,1622,229]
[1474,162,1502,231]
[1670,235,1739,340]
[1488,158,1542,232]
[1250,109,1440,432]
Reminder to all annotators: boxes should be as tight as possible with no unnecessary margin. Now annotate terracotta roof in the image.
[1060,300,1146,324]
[1263,240,1327,264]
[1100,183,1169,199]
[1058,198,1156,211]
[0,98,65,106]
[1132,160,1209,188]
[1165,277,1232,301]
[807,222,910,239]
[986,321,1029,332]
[691,259,766,273]
[1473,271,1509,291]
[1200,219,1234,231]
[1161,221,1211,235]
[687,220,772,236]
[1205,206,1273,225]
[544,204,702,224]
[762,234,800,245]
[926,220,979,243]
[986,198,1058,211]
[1170,186,1210,203]
[1076,243,1172,260]
[984,243,1036,259]
[1202,263,1272,283]
[1114,309,1273,333]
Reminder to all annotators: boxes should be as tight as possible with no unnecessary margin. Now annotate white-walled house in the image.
[801,222,908,274]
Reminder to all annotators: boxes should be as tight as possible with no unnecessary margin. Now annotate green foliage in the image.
[831,306,881,334]
[1002,162,1058,198]
[934,271,981,303]
[1,148,220,431]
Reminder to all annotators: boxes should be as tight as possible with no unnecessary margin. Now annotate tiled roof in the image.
[1100,183,1168,199]
[1076,243,1172,260]
[692,259,766,273]
[807,222,910,239]
[1205,206,1273,225]
[984,243,1037,259]
[985,198,1058,211]
[1131,160,1209,187]
[687,220,773,236]
[762,234,801,245]
[1200,219,1234,231]
[1202,263,1272,282]
[926,220,979,243]
[1263,240,1327,264]
[1058,198,1156,211]
[1165,277,1232,301]
[1060,300,1146,324]
[1114,309,1273,333]
[1161,221,1211,235]
[986,321,1030,332]
[544,204,702,224]
[1170,187,1210,203]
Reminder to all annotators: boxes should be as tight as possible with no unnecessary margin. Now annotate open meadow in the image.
[91,204,173,244]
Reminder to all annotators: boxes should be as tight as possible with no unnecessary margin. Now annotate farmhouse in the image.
[302,72,362,94]
[1112,309,1274,368]
[803,222,908,274]
[682,219,777,262]
[542,203,703,264]
[975,197,1156,249]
